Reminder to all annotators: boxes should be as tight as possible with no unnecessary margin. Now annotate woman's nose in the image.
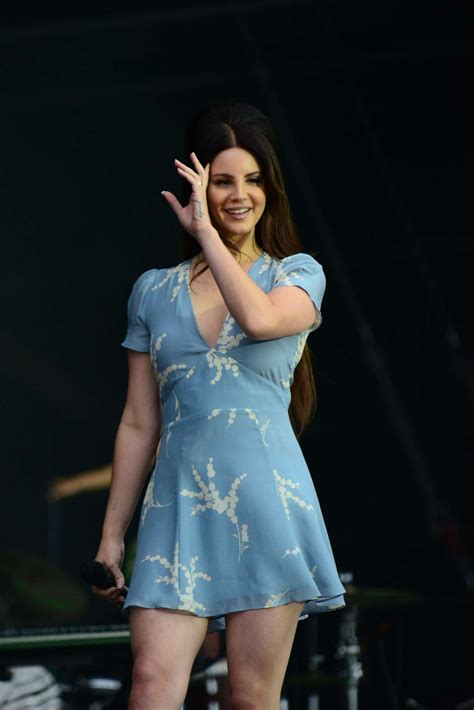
[231,181,246,200]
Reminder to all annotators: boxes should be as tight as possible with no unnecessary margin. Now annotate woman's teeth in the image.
[225,208,251,218]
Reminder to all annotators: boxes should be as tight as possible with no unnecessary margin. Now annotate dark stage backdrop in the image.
[1,2,473,708]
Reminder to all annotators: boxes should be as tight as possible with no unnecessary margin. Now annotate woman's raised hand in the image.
[161,152,213,241]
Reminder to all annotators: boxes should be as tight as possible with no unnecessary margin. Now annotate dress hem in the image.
[123,591,346,633]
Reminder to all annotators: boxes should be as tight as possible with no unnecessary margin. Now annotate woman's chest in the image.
[187,270,229,349]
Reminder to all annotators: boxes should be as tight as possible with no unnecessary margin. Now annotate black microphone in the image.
[80,560,129,597]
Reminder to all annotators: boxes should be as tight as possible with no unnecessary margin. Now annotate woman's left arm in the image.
[200,231,318,340]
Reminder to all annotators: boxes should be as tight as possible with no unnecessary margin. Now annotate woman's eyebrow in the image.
[211,171,262,178]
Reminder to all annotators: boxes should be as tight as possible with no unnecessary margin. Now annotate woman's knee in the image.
[229,674,276,709]
[131,654,188,705]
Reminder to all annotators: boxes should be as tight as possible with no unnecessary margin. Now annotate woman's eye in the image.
[212,177,263,187]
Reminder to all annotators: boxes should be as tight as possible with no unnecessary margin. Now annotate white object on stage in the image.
[0,665,61,709]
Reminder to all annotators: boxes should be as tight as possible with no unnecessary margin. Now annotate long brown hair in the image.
[179,101,318,437]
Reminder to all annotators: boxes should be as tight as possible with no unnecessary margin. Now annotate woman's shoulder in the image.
[133,258,192,305]
[133,268,160,288]
[161,257,192,273]
[124,268,157,301]
[260,251,324,276]
[279,252,323,269]
[152,258,192,286]
[133,258,191,286]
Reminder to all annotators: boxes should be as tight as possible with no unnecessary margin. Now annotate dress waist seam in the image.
[162,407,290,428]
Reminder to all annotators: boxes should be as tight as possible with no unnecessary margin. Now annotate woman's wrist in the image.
[101,528,126,545]
[196,225,220,246]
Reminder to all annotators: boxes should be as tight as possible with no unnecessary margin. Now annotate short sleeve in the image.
[273,253,326,330]
[121,269,157,352]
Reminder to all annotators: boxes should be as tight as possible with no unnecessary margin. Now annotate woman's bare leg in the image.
[128,607,209,709]
[225,602,304,710]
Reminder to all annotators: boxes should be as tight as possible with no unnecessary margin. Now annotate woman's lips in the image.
[224,207,251,220]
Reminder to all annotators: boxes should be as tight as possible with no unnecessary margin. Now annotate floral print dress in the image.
[121,251,345,632]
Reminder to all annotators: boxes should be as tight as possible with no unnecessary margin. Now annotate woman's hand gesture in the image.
[161,152,214,241]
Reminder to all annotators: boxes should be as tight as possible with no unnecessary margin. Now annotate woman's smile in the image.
[223,206,252,219]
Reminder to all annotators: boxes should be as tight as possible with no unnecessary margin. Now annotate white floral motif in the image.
[245,409,270,446]
[141,478,173,526]
[294,331,309,363]
[195,313,246,384]
[204,408,237,427]
[141,542,211,613]
[207,409,222,420]
[150,333,195,394]
[310,564,318,578]
[179,458,249,561]
[153,263,190,302]
[272,469,314,519]
[258,252,272,274]
[273,258,303,287]
[165,392,181,456]
[280,330,309,389]
[156,362,188,393]
[265,588,290,608]
[282,546,301,558]
[202,408,269,444]
[205,349,240,385]
[215,316,247,349]
[155,333,167,350]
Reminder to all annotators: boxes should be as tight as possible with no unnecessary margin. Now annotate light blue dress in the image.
[121,251,345,632]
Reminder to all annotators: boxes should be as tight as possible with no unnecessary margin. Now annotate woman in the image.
[93,101,345,709]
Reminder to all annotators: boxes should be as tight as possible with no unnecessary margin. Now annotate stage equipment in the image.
[284,573,423,710]
[0,663,61,708]
[0,623,229,708]
[0,623,129,708]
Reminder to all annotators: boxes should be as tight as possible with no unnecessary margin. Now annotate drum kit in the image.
[0,551,432,709]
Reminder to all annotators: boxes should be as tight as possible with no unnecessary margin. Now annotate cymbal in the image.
[344,584,423,607]
[0,551,87,625]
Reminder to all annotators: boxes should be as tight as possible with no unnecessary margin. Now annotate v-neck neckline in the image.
[185,252,266,350]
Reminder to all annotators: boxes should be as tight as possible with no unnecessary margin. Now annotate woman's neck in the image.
[196,233,262,269]
[227,233,263,265]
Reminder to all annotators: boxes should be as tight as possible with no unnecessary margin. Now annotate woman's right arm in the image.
[94,349,162,602]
